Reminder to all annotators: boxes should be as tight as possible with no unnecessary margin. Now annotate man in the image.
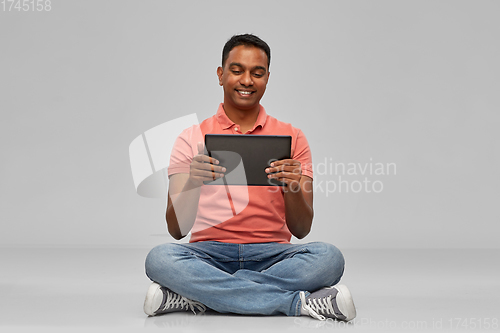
[143,34,356,322]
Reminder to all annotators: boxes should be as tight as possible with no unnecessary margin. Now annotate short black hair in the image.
[222,34,271,70]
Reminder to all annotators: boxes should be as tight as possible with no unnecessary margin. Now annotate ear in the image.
[217,67,223,86]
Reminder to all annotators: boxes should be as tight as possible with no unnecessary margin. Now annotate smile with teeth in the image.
[237,90,254,95]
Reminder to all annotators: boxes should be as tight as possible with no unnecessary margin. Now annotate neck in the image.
[222,102,260,129]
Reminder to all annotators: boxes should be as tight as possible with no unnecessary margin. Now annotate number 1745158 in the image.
[2,0,51,11]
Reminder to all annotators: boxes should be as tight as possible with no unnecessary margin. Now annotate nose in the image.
[239,71,253,87]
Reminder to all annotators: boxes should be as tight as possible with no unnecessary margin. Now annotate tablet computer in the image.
[204,134,291,186]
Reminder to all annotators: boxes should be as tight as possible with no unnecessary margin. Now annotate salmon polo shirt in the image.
[168,104,313,244]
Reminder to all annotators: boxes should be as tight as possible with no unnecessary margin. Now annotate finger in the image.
[210,163,216,180]
[192,169,225,180]
[270,159,300,167]
[290,147,295,158]
[267,171,301,181]
[269,175,295,187]
[266,165,301,175]
[281,165,302,174]
[192,162,226,173]
[193,154,219,165]
[266,162,301,173]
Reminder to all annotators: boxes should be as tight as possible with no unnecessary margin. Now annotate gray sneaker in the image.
[144,282,207,316]
[300,284,356,321]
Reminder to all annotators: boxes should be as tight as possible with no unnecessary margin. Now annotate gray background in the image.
[1,0,499,249]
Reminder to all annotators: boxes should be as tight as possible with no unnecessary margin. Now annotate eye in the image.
[232,70,242,74]
[253,73,263,78]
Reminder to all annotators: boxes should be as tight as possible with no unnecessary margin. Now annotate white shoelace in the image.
[162,290,207,315]
[300,291,334,321]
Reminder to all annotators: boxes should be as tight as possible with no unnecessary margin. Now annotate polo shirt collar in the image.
[216,103,267,131]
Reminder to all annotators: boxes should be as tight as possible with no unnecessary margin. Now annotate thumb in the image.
[197,142,205,155]
[290,147,295,159]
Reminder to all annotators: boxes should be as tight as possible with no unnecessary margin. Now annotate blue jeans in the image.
[145,241,345,316]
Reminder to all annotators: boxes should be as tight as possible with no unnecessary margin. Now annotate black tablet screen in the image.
[204,134,291,186]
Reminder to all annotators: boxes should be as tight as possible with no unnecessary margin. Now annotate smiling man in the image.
[143,34,356,322]
[217,42,269,133]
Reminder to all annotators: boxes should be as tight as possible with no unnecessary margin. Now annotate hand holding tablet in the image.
[187,142,227,187]
[264,153,302,192]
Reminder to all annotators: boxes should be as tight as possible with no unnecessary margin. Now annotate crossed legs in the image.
[145,241,345,316]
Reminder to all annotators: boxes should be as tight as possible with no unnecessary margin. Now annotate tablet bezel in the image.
[203,134,292,186]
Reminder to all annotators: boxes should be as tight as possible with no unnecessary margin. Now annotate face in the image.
[217,45,270,112]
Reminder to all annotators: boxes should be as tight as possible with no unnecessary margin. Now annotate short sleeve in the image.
[293,129,313,179]
[167,125,203,177]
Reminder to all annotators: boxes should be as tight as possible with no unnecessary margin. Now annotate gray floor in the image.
[0,248,498,332]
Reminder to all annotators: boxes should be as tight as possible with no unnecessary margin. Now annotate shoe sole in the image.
[144,282,162,316]
[332,284,356,321]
